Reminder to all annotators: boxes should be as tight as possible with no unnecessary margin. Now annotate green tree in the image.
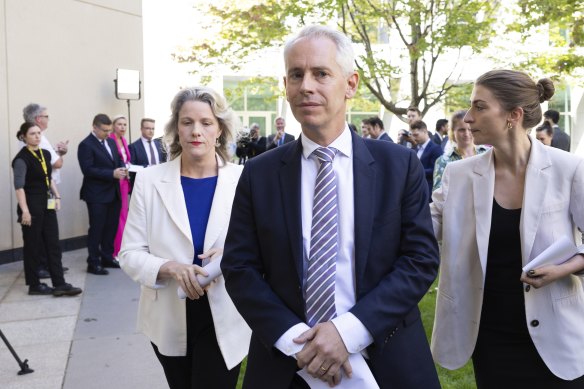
[506,0,584,78]
[175,0,498,121]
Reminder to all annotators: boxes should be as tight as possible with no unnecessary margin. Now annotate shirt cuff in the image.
[331,312,373,354]
[274,322,311,357]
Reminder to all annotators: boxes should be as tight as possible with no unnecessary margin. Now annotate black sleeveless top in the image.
[12,147,52,195]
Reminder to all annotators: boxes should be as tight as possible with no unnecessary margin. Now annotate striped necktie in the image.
[306,147,338,326]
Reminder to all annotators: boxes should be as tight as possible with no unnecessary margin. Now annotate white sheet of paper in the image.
[522,236,578,272]
[128,164,144,172]
[297,353,379,389]
[177,256,223,299]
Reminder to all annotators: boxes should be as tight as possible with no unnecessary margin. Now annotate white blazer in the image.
[119,156,250,370]
[430,137,584,380]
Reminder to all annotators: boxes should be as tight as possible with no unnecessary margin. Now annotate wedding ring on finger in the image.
[320,365,328,372]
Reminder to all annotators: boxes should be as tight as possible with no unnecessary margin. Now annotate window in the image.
[548,83,572,135]
[223,76,279,136]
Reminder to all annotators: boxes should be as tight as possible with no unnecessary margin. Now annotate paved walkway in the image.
[0,249,167,389]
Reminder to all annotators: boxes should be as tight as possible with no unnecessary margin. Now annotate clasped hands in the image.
[160,248,222,300]
[294,322,352,387]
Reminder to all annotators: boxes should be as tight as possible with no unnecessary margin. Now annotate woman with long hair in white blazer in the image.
[431,70,584,388]
[119,86,250,389]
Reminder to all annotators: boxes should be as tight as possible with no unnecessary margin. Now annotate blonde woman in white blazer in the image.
[119,87,250,389]
[431,70,584,388]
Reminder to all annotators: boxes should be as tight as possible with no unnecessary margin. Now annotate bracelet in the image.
[55,197,61,199]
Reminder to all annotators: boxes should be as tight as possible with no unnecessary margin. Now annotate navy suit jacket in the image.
[128,138,166,167]
[222,131,440,388]
[379,132,394,143]
[267,132,295,150]
[78,134,124,203]
[419,140,443,197]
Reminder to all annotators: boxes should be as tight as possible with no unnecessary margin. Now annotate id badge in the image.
[47,198,56,209]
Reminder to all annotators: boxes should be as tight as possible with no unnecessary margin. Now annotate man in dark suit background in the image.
[222,25,440,389]
[78,114,127,275]
[129,118,166,167]
[432,118,448,150]
[267,117,295,150]
[409,120,442,200]
[366,116,394,142]
[544,109,571,152]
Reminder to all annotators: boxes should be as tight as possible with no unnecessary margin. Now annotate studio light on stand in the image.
[114,69,141,143]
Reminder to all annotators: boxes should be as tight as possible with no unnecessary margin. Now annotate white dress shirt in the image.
[140,137,159,165]
[92,132,113,158]
[416,138,431,159]
[275,125,373,357]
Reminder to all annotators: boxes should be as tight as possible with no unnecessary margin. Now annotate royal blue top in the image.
[181,175,218,265]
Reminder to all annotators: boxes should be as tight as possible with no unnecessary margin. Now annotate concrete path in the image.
[0,249,167,389]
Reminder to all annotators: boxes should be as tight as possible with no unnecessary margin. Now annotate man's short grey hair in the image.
[23,103,46,123]
[284,25,355,76]
[250,122,260,130]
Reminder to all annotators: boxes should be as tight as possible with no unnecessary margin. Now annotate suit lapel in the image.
[154,158,192,243]
[280,140,304,282]
[521,137,551,264]
[203,159,237,253]
[472,149,495,279]
[352,133,375,288]
[92,135,114,164]
[136,140,148,165]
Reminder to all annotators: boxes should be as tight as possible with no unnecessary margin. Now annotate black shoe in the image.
[29,283,54,295]
[101,258,120,268]
[53,283,82,297]
[62,267,69,272]
[87,264,109,275]
[37,269,50,279]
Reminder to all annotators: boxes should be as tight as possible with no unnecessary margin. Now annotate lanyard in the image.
[27,147,50,190]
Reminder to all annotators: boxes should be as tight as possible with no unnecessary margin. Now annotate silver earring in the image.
[215,138,220,147]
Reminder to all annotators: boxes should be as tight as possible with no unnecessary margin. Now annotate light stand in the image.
[0,328,34,375]
[114,69,141,143]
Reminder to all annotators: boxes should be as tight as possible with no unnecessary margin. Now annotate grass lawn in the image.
[237,279,476,388]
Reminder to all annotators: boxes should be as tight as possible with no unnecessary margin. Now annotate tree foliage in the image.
[506,0,584,78]
[175,0,498,121]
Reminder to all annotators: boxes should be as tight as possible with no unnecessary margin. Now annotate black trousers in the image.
[86,200,120,266]
[151,295,241,389]
[19,194,65,287]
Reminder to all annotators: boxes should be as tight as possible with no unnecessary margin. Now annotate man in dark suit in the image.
[366,116,394,142]
[410,120,443,199]
[544,109,571,152]
[129,118,166,167]
[432,118,448,149]
[267,117,295,150]
[78,114,127,275]
[222,25,440,389]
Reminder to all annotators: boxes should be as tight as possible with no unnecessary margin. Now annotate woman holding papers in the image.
[119,86,250,389]
[431,70,584,388]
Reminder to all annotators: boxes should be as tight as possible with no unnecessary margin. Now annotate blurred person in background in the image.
[22,103,69,278]
[432,110,488,191]
[13,122,81,297]
[543,109,570,152]
[535,122,554,146]
[267,117,295,149]
[110,115,131,260]
[78,114,127,275]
